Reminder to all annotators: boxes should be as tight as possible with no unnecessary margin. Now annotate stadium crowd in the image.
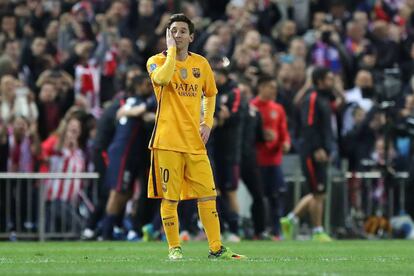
[1,0,414,240]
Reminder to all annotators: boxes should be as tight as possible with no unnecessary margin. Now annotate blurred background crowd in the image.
[1,0,414,241]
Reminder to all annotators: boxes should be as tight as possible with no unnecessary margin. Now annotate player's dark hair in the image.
[257,75,276,88]
[167,13,195,34]
[311,66,331,86]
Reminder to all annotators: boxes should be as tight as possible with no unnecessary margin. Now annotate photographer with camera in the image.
[310,16,351,83]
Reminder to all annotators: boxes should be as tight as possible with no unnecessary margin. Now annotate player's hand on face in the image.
[200,124,211,144]
[166,28,176,48]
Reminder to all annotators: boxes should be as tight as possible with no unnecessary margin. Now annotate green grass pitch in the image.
[1,241,413,275]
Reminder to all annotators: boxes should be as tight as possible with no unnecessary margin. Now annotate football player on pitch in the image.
[146,14,246,260]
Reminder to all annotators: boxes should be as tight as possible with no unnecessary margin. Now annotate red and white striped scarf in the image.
[75,62,101,112]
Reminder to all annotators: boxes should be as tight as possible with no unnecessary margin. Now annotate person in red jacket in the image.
[251,75,291,239]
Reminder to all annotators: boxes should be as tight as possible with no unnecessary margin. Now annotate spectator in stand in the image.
[7,115,40,172]
[400,41,414,86]
[6,115,40,234]
[369,20,400,70]
[215,22,236,57]
[291,58,307,92]
[274,20,297,53]
[288,37,308,61]
[342,70,376,137]
[342,105,367,172]
[276,63,294,114]
[0,12,19,48]
[303,11,326,47]
[203,34,222,58]
[20,37,55,90]
[36,69,74,135]
[44,20,59,58]
[344,20,369,62]
[230,46,254,82]
[310,18,348,76]
[0,74,38,125]
[395,94,414,170]
[40,109,87,232]
[0,39,20,77]
[258,56,276,76]
[368,136,398,214]
[115,38,143,90]
[258,41,275,60]
[241,29,262,62]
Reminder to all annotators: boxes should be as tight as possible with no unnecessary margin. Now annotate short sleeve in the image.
[203,60,218,97]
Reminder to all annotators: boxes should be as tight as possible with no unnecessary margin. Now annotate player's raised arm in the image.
[147,28,177,86]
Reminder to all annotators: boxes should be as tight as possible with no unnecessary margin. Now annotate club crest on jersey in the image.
[192,68,200,78]
[149,63,157,72]
[271,110,278,119]
[180,68,187,79]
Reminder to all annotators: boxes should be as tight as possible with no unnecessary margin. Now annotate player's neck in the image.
[176,47,189,61]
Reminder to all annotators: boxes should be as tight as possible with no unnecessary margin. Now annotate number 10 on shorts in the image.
[160,167,170,192]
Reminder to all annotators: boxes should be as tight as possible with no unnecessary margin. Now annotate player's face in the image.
[259,80,277,100]
[170,21,193,50]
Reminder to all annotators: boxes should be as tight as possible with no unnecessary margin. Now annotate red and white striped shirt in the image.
[44,147,86,202]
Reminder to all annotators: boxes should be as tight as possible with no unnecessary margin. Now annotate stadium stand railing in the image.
[0,173,99,241]
[344,171,410,218]
[281,155,410,235]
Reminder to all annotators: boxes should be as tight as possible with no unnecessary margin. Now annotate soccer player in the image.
[101,74,156,240]
[252,75,291,239]
[238,80,268,239]
[281,67,340,242]
[211,67,243,242]
[146,14,246,260]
